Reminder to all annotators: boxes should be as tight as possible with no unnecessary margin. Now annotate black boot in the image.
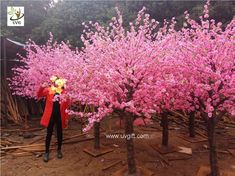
[43,152,49,162]
[57,150,63,159]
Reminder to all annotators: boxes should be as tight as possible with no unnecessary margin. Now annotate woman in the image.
[37,76,70,162]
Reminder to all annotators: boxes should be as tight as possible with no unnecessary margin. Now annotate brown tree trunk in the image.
[124,111,137,175]
[94,121,100,149]
[161,112,168,146]
[207,115,219,176]
[189,111,195,138]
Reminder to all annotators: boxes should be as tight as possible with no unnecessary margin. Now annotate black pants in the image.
[45,101,62,153]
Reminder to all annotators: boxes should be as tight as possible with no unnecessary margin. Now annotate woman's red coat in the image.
[37,87,70,129]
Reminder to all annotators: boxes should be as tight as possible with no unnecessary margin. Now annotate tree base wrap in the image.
[83,145,114,157]
[161,112,169,146]
[197,166,234,176]
[94,122,100,150]
[153,144,179,154]
[189,111,196,138]
[207,115,219,176]
[112,166,154,176]
[178,133,207,143]
[124,111,137,174]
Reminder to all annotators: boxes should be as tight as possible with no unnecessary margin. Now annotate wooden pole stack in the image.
[1,78,43,126]
[1,78,22,124]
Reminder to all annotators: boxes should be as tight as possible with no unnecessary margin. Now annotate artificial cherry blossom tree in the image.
[65,7,178,174]
[172,1,235,175]
[9,33,78,99]
[133,20,192,148]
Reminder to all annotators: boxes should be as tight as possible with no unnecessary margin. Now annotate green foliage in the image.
[1,0,234,47]
[31,1,118,46]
